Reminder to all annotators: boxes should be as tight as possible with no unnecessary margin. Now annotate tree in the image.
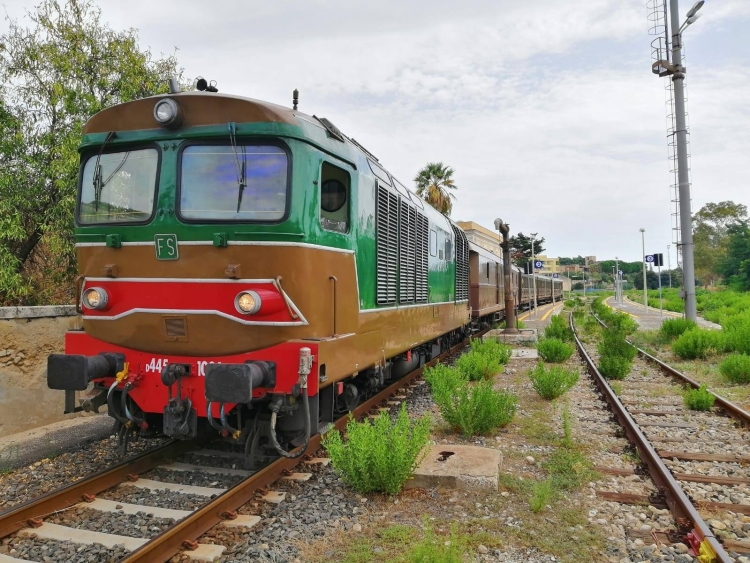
[720,221,750,291]
[508,233,545,267]
[559,256,585,266]
[0,0,184,305]
[413,162,457,215]
[693,201,748,288]
[633,270,660,291]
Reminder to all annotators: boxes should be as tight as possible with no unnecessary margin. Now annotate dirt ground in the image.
[0,315,88,437]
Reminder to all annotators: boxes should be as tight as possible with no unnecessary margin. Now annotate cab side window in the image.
[320,162,350,233]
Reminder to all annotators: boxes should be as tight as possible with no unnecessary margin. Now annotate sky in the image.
[2,0,748,264]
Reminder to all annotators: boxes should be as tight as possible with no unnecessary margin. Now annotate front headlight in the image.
[153,98,182,128]
[235,291,261,314]
[82,287,109,310]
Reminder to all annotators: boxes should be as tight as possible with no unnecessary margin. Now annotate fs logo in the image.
[154,234,179,260]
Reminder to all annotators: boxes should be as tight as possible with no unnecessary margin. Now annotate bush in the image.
[572,309,585,321]
[545,315,574,342]
[724,313,750,355]
[598,355,631,380]
[564,299,576,308]
[471,338,512,364]
[322,405,431,494]
[433,379,517,435]
[607,313,638,335]
[672,328,725,360]
[719,354,750,384]
[597,330,637,362]
[537,338,575,363]
[423,363,466,402]
[529,363,579,399]
[683,385,715,411]
[659,318,697,340]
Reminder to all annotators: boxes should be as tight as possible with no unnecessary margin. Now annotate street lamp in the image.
[653,0,703,321]
[530,232,538,317]
[640,228,648,309]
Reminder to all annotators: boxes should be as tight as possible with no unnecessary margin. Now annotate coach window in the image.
[429,230,437,256]
[320,162,350,233]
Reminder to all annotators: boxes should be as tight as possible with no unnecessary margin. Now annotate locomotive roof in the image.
[83,91,300,134]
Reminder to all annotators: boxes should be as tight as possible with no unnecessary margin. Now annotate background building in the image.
[456,221,500,255]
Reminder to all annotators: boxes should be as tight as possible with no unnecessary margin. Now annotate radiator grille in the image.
[451,224,469,301]
[415,212,429,303]
[376,184,398,305]
[164,317,187,337]
[398,199,416,304]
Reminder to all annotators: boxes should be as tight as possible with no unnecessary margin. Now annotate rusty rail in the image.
[0,440,195,539]
[570,312,729,563]
[592,310,750,426]
[120,334,479,562]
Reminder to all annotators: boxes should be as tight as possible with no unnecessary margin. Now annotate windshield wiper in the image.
[93,132,116,212]
[228,122,247,213]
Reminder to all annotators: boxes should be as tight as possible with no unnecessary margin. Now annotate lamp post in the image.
[667,244,672,288]
[615,256,620,303]
[654,0,703,321]
[530,232,538,317]
[640,228,648,309]
[494,218,518,334]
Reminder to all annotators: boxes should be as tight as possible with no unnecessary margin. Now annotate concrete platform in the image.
[0,413,112,471]
[510,348,538,360]
[405,444,503,491]
[484,329,538,345]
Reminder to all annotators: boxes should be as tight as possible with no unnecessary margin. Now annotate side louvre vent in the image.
[376,184,398,305]
[398,198,416,304]
[451,224,469,301]
[415,212,429,302]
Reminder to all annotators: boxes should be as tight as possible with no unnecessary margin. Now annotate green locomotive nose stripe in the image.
[154,234,179,260]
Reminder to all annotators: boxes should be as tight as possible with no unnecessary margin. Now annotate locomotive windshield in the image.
[78,148,159,224]
[179,145,288,222]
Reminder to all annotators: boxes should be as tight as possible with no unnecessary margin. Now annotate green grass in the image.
[684,385,715,411]
[719,354,750,384]
[529,363,579,400]
[537,338,575,363]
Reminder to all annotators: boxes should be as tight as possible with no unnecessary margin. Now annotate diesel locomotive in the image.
[47,82,561,462]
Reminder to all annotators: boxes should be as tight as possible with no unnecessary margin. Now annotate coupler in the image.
[47,352,125,390]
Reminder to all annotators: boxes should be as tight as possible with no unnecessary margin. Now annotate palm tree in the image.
[413,162,457,215]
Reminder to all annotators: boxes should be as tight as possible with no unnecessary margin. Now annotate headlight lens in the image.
[153,98,181,128]
[82,287,109,310]
[235,291,261,314]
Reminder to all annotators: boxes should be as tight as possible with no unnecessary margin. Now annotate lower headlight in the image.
[235,291,261,314]
[82,287,109,310]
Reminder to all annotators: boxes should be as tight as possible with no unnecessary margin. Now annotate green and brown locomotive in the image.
[47,80,559,461]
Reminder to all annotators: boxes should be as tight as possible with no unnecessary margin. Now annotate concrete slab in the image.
[303,457,330,466]
[183,543,226,561]
[484,329,538,345]
[0,554,37,563]
[124,478,226,497]
[221,514,261,529]
[0,413,112,471]
[281,472,312,481]
[19,522,147,551]
[261,491,286,504]
[405,444,503,491]
[78,498,192,520]
[161,461,252,478]
[510,348,539,360]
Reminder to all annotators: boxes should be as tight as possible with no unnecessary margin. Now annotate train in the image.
[46,81,562,463]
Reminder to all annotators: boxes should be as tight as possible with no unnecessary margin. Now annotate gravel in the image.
[142,467,245,489]
[99,484,213,511]
[46,505,176,539]
[1,536,130,562]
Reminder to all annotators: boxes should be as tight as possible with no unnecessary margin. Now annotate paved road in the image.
[605,296,720,331]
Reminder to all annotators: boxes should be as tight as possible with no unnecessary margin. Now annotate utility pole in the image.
[667,245,672,288]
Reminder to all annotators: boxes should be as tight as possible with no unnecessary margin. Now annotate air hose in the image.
[268,391,310,459]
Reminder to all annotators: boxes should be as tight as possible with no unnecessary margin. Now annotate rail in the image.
[569,312,729,563]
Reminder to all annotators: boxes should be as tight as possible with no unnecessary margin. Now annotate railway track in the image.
[571,310,750,563]
[0,335,477,563]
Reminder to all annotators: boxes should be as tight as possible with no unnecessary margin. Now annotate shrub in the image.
[497,319,527,329]
[582,316,600,335]
[564,299,576,308]
[725,313,750,355]
[607,313,638,336]
[659,318,697,340]
[597,330,637,362]
[537,338,575,363]
[719,354,750,384]
[683,385,715,411]
[322,405,431,494]
[545,315,574,342]
[672,328,725,360]
[471,338,512,364]
[433,379,517,435]
[572,309,585,321]
[529,363,579,399]
[423,363,466,402]
[598,355,631,380]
